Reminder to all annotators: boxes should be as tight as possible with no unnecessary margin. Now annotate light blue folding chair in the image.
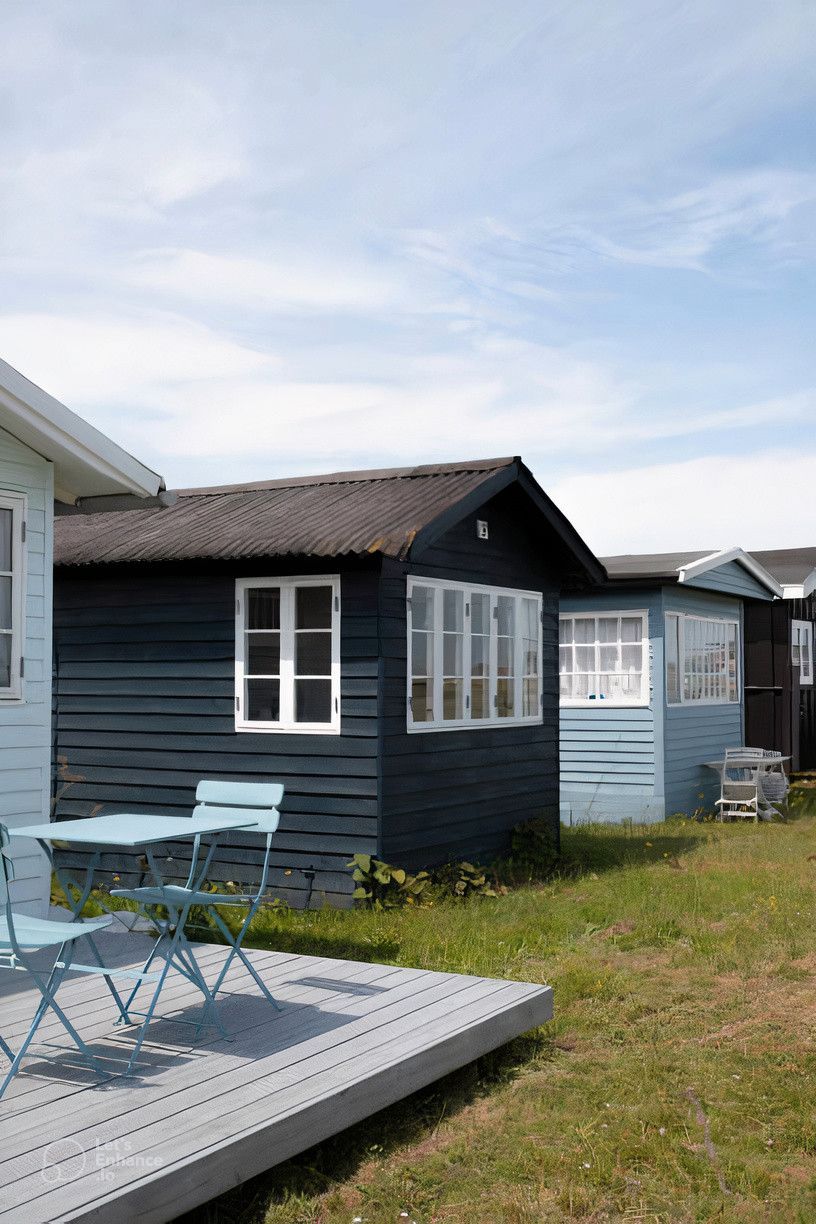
[111,781,284,1018]
[0,824,112,1099]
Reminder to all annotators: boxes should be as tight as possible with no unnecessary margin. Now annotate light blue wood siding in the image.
[662,585,743,817]
[0,425,53,915]
[686,560,773,601]
[559,589,664,824]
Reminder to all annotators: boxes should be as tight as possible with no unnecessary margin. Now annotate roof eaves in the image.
[677,547,783,598]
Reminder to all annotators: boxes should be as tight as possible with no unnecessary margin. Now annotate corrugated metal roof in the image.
[601,550,714,581]
[751,548,816,586]
[54,458,518,567]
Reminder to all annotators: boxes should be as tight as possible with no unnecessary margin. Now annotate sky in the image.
[1,0,815,555]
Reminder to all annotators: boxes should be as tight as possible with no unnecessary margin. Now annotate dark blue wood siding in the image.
[379,483,562,868]
[53,561,381,908]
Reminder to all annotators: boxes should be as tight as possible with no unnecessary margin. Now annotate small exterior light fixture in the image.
[476,519,489,540]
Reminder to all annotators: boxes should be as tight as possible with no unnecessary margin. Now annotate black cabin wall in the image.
[53,557,381,908]
[378,483,563,869]
[744,596,816,771]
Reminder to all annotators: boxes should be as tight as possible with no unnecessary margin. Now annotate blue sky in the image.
[1,0,815,552]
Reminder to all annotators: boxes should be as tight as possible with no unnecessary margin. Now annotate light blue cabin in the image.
[559,549,782,824]
[0,359,162,913]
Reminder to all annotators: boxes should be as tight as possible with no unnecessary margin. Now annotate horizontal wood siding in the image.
[379,483,562,867]
[686,560,774,601]
[559,589,663,824]
[53,561,382,907]
[662,586,744,816]
[0,426,52,914]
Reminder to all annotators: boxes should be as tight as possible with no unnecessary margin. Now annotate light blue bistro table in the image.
[11,811,258,1075]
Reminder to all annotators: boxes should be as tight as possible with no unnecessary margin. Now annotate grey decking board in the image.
[0,946,551,1224]
[2,970,487,1184]
[1,958,415,1124]
[1,962,434,1157]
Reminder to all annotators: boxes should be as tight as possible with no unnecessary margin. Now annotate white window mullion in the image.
[513,595,523,718]
[432,591,443,726]
[464,595,472,721]
[279,586,295,727]
[489,594,498,718]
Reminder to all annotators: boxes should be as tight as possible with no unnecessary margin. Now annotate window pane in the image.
[412,630,431,677]
[247,588,280,630]
[296,631,331,675]
[443,678,463,720]
[558,617,572,644]
[471,677,490,719]
[666,616,680,704]
[471,634,489,677]
[411,679,434,722]
[497,635,513,675]
[621,644,641,672]
[0,509,11,572]
[443,589,463,632]
[246,678,280,722]
[0,577,11,630]
[573,618,594,643]
[296,585,332,629]
[411,585,434,631]
[471,592,490,635]
[295,678,331,722]
[496,595,515,636]
[559,673,572,699]
[575,645,594,672]
[497,678,514,718]
[621,617,642,643]
[598,617,618,643]
[521,598,538,638]
[0,634,10,687]
[443,632,462,675]
[247,632,280,675]
[599,644,618,671]
[559,645,572,674]
[523,677,539,716]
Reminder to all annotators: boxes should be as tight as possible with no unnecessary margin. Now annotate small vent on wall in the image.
[476,519,489,540]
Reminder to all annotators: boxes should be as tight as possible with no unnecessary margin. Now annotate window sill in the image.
[407,716,543,733]
[235,722,341,735]
[666,699,740,708]
[560,700,649,709]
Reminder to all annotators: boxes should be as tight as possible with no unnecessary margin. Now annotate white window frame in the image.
[0,492,26,703]
[235,575,341,734]
[406,576,543,733]
[559,610,649,708]
[665,612,741,706]
[792,619,814,686]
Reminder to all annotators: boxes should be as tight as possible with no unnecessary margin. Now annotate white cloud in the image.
[549,451,816,555]
[124,248,407,314]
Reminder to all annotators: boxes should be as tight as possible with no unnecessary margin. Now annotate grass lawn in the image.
[177,815,816,1224]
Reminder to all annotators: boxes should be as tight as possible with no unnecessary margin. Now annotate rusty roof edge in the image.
[173,456,516,497]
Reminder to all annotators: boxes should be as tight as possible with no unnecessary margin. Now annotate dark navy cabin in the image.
[52,457,602,907]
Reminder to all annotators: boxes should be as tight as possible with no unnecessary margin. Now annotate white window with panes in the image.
[0,492,25,701]
[792,619,814,686]
[559,611,648,706]
[407,577,543,731]
[235,576,340,733]
[665,613,739,705]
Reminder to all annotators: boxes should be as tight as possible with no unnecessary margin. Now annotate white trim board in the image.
[0,357,163,503]
[676,547,783,598]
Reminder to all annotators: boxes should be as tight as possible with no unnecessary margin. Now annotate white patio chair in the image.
[715,750,761,821]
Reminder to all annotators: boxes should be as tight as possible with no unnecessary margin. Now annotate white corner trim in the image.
[677,547,783,598]
[0,358,163,500]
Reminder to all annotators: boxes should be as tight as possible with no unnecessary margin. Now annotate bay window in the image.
[559,611,648,706]
[235,576,340,733]
[0,492,25,700]
[665,613,739,704]
[407,577,543,730]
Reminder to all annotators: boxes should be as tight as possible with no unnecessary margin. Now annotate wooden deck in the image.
[0,931,552,1223]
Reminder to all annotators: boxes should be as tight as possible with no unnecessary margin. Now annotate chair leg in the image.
[208,907,280,1010]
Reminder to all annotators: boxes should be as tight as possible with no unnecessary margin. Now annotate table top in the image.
[10,813,257,848]
[703,755,791,770]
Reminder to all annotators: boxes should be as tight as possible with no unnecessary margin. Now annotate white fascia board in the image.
[780,571,816,600]
[677,547,783,598]
[0,357,163,502]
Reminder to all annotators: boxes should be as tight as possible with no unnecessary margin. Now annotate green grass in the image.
[173,815,816,1223]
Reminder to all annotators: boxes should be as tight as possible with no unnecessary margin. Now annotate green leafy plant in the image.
[432,860,501,899]
[499,817,561,883]
[348,854,432,909]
